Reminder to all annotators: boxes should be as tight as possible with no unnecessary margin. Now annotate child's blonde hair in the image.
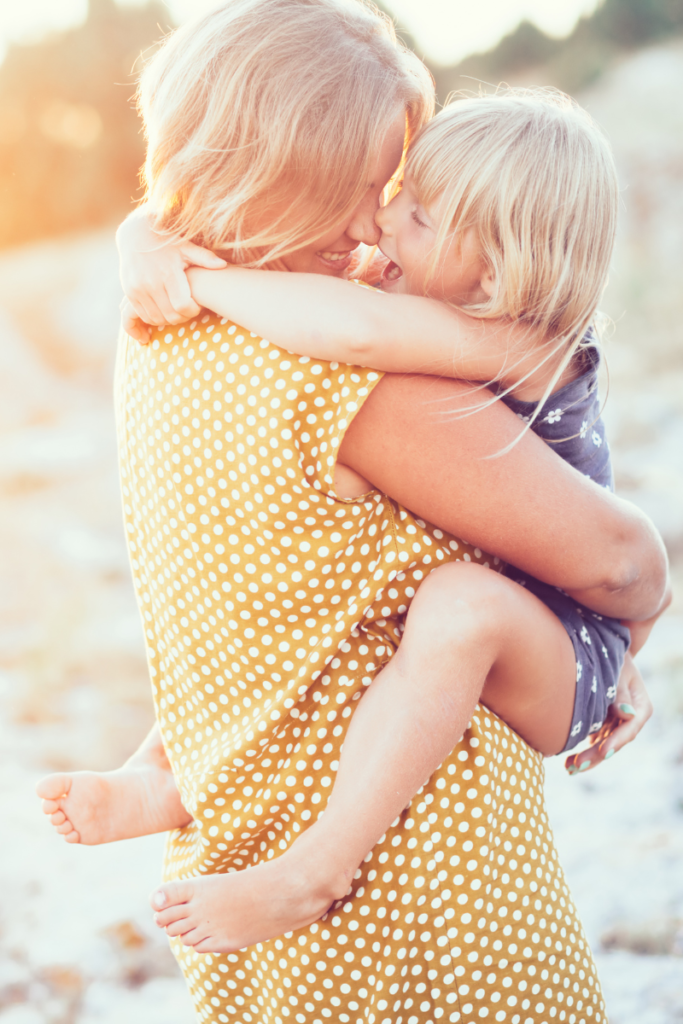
[406,87,618,408]
[138,0,434,267]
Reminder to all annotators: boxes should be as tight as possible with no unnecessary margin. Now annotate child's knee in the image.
[409,561,511,640]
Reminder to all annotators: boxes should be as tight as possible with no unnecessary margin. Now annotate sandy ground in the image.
[1,39,682,1024]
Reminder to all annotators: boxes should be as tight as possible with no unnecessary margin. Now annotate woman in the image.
[40,1,663,1021]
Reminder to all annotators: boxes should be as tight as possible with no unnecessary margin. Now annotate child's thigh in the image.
[405,561,576,755]
[478,576,576,756]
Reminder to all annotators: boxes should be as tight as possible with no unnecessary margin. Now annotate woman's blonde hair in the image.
[138,0,434,266]
[406,87,618,418]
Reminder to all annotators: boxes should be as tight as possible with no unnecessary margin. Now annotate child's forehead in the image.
[401,173,430,207]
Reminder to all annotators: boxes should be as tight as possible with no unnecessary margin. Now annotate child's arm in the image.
[186,266,546,391]
[117,205,227,342]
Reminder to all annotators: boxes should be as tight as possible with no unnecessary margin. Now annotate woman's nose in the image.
[375,202,390,234]
[346,194,382,246]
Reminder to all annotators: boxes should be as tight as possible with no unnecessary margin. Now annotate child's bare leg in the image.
[151,560,576,953]
[296,560,576,873]
[36,724,191,844]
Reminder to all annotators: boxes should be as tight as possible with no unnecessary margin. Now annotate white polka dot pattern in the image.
[115,315,605,1023]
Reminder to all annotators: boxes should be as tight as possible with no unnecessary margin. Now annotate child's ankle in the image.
[289,820,361,903]
[124,745,172,774]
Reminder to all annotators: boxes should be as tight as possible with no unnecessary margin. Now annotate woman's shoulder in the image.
[134,311,385,497]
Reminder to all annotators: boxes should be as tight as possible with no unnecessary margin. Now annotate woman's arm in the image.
[187,266,542,389]
[339,373,669,622]
[621,582,672,654]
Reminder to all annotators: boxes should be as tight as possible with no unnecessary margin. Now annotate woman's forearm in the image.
[339,373,669,623]
[188,273,669,620]
[187,266,535,383]
[619,583,673,654]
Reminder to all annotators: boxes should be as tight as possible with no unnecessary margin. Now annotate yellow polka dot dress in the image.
[115,314,606,1024]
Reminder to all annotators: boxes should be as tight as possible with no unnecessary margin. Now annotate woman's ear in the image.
[480,266,495,299]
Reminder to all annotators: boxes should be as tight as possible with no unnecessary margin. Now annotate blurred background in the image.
[0,1,682,1022]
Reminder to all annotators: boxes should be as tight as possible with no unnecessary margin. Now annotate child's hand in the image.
[117,206,227,340]
[121,297,154,346]
[564,653,652,774]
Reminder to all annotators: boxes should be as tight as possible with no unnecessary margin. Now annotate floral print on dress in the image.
[501,333,630,751]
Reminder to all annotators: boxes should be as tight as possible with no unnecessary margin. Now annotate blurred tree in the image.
[1,0,682,249]
[434,0,683,99]
[595,0,683,45]
[0,0,171,248]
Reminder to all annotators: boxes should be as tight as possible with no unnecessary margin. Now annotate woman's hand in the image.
[116,206,227,341]
[564,653,653,774]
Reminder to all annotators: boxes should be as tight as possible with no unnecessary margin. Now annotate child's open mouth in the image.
[381,260,403,283]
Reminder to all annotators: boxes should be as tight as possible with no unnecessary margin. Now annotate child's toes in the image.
[55,818,75,834]
[179,927,208,948]
[64,828,81,844]
[150,881,194,912]
[193,935,223,954]
[154,902,193,929]
[164,915,195,937]
[36,773,71,801]
[50,809,67,826]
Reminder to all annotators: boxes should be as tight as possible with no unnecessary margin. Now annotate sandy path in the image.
[1,40,682,1024]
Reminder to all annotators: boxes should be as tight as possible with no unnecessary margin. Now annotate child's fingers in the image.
[128,322,153,346]
[121,299,154,346]
[164,272,202,321]
[123,289,168,330]
[125,278,195,326]
[143,276,193,326]
[123,317,153,346]
[179,241,227,270]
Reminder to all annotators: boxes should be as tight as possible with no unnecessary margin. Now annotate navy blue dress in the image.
[500,342,630,751]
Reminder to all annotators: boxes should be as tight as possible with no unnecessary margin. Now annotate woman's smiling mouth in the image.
[316,249,355,272]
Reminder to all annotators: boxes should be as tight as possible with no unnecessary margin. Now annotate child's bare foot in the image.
[36,730,192,844]
[151,825,350,953]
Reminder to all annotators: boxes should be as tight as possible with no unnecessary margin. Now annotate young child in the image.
[42,90,668,952]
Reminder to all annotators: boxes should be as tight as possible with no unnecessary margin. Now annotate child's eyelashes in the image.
[411,209,428,228]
